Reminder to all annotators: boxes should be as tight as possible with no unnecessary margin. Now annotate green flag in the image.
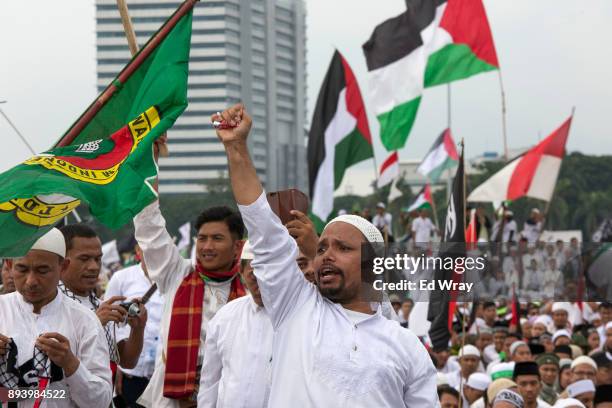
[0,7,193,257]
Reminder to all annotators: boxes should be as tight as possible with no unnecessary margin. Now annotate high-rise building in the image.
[96,0,307,194]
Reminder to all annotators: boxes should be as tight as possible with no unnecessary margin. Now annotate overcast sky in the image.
[1,0,610,195]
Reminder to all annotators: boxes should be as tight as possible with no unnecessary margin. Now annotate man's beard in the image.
[316,270,346,301]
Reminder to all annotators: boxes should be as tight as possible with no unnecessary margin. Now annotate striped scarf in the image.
[162,261,245,400]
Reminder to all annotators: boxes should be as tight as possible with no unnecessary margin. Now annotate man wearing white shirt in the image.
[198,241,273,408]
[0,228,112,407]
[412,208,437,248]
[372,202,394,240]
[214,104,438,407]
[133,190,246,407]
[522,209,543,244]
[105,244,164,407]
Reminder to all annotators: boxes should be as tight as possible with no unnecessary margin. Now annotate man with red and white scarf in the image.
[133,187,246,407]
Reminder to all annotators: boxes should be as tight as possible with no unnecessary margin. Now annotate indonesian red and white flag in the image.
[468,116,573,202]
[377,151,399,187]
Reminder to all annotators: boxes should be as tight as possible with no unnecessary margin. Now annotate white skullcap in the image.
[241,240,254,260]
[436,372,448,386]
[467,372,491,391]
[587,312,601,323]
[570,356,597,371]
[30,228,66,258]
[567,379,595,397]
[553,329,571,343]
[534,315,554,333]
[493,389,523,408]
[531,208,540,214]
[606,321,612,331]
[459,345,481,358]
[552,302,572,314]
[510,341,528,356]
[324,215,384,244]
[553,398,586,408]
[569,344,583,359]
[376,202,385,209]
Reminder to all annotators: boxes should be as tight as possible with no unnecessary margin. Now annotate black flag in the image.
[427,146,465,350]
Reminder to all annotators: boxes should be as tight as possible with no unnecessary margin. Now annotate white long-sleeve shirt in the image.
[198,295,273,408]
[134,201,232,408]
[104,263,165,379]
[0,290,112,408]
[239,193,439,408]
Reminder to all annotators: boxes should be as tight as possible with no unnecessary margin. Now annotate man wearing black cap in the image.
[594,384,612,407]
[536,353,559,405]
[513,361,552,407]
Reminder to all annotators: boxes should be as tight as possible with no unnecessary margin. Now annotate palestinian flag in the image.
[407,184,433,212]
[377,151,399,188]
[308,50,373,231]
[468,115,573,203]
[363,0,499,151]
[0,4,193,256]
[428,147,465,350]
[417,128,459,182]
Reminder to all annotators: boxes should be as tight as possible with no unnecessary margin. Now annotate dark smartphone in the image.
[266,189,309,225]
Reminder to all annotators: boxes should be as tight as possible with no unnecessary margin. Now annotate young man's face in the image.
[439,392,459,408]
[62,236,102,296]
[12,250,66,308]
[314,222,364,304]
[476,333,493,351]
[463,385,483,405]
[459,356,480,377]
[513,345,533,363]
[494,331,506,351]
[196,221,240,272]
[483,306,496,323]
[553,310,568,328]
[432,349,450,368]
[296,250,315,283]
[516,374,541,404]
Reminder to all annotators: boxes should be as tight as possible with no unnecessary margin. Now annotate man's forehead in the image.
[15,249,62,265]
[198,221,231,235]
[70,235,102,252]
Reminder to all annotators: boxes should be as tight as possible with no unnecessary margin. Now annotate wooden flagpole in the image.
[116,0,139,56]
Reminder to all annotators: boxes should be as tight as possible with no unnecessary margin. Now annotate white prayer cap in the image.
[510,341,528,356]
[376,202,385,209]
[567,379,595,397]
[467,373,491,391]
[241,240,254,260]
[553,398,586,408]
[324,215,384,244]
[436,372,449,386]
[30,228,66,258]
[531,208,541,214]
[459,345,481,358]
[587,312,601,323]
[552,302,572,314]
[552,329,571,343]
[534,315,554,333]
[606,321,612,331]
[570,356,597,371]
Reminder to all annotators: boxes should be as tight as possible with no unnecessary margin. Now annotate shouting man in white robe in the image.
[212,104,439,407]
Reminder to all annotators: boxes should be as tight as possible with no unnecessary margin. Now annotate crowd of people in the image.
[0,105,610,408]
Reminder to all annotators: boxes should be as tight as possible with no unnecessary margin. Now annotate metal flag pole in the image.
[498,70,509,160]
[0,101,36,155]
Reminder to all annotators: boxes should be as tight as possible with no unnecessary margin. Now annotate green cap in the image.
[536,353,560,368]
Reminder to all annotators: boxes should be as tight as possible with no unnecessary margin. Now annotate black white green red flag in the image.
[363,0,499,151]
[308,51,373,231]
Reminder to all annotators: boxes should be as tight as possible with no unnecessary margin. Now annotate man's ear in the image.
[60,257,71,275]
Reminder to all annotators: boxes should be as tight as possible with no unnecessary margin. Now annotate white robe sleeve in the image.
[133,200,191,294]
[197,316,222,408]
[237,192,311,329]
[65,315,113,408]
